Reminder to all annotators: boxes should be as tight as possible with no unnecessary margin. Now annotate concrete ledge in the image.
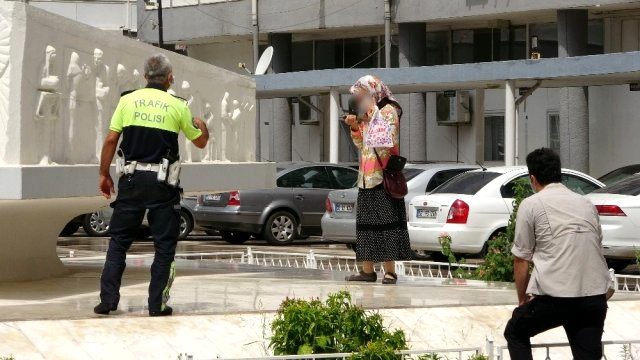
[0,162,277,200]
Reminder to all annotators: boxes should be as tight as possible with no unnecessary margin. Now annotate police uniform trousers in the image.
[99,170,180,312]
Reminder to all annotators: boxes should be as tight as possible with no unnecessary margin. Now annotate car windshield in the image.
[403,168,424,181]
[593,175,640,196]
[598,164,640,186]
[431,171,501,195]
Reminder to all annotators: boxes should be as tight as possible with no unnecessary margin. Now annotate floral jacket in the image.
[350,104,400,189]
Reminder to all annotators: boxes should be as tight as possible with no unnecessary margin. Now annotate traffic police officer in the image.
[95,54,209,316]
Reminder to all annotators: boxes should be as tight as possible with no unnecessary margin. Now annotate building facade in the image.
[138,0,640,177]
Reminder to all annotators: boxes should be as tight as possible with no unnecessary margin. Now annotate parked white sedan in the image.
[321,163,478,245]
[408,166,604,256]
[587,174,640,270]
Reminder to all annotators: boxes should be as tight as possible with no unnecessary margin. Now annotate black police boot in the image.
[149,306,173,317]
[94,303,117,315]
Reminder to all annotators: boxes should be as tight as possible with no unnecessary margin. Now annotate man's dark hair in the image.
[526,148,562,186]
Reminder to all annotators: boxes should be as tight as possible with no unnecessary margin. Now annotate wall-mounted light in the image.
[530,36,541,60]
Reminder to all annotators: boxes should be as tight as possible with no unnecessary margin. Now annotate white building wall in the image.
[188,41,254,76]
[589,85,640,177]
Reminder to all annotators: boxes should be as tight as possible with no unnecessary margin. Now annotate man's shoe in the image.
[94,303,117,315]
[149,306,173,317]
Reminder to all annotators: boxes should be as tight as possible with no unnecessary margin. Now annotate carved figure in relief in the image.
[67,51,96,164]
[34,45,61,165]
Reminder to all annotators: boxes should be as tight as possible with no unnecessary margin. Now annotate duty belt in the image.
[134,162,160,172]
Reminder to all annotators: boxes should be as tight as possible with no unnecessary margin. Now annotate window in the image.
[291,41,314,72]
[485,116,505,162]
[277,167,333,189]
[426,169,475,193]
[432,171,501,195]
[315,39,341,70]
[329,167,358,189]
[593,175,640,196]
[452,30,474,64]
[426,31,449,65]
[588,19,604,55]
[501,175,534,198]
[344,37,379,68]
[598,164,640,186]
[562,174,600,195]
[548,113,560,153]
[403,168,424,182]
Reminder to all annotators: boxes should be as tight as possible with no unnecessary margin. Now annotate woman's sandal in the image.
[345,270,377,282]
[382,272,398,285]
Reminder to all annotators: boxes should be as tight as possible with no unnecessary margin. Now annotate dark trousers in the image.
[504,294,608,360]
[99,171,180,312]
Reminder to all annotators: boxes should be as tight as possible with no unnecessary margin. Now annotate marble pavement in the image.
[1,259,639,359]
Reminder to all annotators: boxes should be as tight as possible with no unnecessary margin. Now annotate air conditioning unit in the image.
[436,90,471,126]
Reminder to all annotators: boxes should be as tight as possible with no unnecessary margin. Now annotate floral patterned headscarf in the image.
[349,75,402,117]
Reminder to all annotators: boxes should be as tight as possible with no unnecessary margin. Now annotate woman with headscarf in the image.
[344,75,413,285]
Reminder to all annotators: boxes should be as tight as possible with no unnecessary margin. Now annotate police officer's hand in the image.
[99,174,115,199]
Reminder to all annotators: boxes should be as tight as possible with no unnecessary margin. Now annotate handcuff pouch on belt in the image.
[157,150,181,187]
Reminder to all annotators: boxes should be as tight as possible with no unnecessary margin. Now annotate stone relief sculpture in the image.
[201,102,216,161]
[93,48,110,162]
[34,45,61,164]
[67,51,96,164]
[0,12,11,164]
[219,91,230,162]
[115,63,131,95]
[181,80,202,162]
[131,68,143,89]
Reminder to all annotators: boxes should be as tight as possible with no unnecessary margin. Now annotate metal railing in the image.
[171,247,640,291]
[614,274,640,293]
[178,338,640,360]
[496,340,640,360]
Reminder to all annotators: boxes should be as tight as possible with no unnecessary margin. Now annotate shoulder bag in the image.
[373,149,407,199]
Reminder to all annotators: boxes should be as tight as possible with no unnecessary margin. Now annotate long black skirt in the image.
[355,185,413,262]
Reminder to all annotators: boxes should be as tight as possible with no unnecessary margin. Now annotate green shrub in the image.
[439,178,531,283]
[349,340,404,360]
[270,291,407,356]
[1,356,15,360]
[467,354,489,360]
[474,177,531,282]
[417,353,444,360]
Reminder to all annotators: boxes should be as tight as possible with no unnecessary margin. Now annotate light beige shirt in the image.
[512,183,610,297]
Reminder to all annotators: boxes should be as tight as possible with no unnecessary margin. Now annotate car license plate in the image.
[205,194,222,201]
[335,203,354,213]
[417,207,438,219]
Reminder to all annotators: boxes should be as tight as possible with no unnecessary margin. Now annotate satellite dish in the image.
[254,46,274,75]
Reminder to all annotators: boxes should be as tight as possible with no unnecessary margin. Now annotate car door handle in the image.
[295,195,304,200]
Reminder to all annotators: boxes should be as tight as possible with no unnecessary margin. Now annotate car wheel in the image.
[607,259,631,273]
[82,212,110,237]
[220,231,251,245]
[263,211,298,245]
[178,210,193,240]
[60,222,81,237]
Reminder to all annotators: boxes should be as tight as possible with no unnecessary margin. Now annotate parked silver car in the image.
[60,197,198,240]
[321,163,478,245]
[193,163,359,245]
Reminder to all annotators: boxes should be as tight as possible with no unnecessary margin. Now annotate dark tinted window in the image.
[277,167,333,189]
[562,174,600,195]
[329,167,358,189]
[426,169,475,193]
[593,175,640,196]
[432,172,501,195]
[403,168,424,182]
[501,175,534,198]
[599,164,640,186]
